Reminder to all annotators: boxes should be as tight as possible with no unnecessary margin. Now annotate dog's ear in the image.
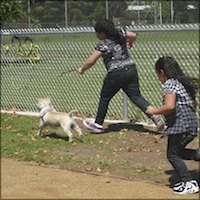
[46,96,51,102]
[35,98,41,109]
[36,98,40,104]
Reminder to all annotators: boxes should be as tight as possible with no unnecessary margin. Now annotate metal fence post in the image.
[122,92,128,121]
[65,0,68,27]
[28,0,31,28]
[106,0,109,20]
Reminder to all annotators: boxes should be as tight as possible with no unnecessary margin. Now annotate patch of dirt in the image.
[53,122,200,188]
[1,119,200,199]
[1,158,199,199]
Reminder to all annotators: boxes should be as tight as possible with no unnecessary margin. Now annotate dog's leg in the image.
[73,123,83,138]
[64,129,73,142]
[37,119,44,136]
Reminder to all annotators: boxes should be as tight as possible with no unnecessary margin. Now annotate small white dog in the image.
[36,97,83,142]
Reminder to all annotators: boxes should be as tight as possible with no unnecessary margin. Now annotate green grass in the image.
[1,113,114,175]
[0,113,160,176]
[1,114,113,166]
[1,113,199,183]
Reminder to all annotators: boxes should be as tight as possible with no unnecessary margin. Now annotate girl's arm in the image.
[126,31,137,48]
[146,93,176,115]
[78,50,102,74]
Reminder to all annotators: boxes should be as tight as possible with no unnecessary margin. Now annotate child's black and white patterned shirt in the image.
[162,78,198,136]
[95,28,134,73]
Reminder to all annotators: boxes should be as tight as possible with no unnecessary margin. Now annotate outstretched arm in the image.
[146,93,176,115]
[78,50,102,74]
[126,31,137,48]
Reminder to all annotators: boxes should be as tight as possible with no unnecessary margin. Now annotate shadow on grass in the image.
[42,132,69,141]
[41,122,161,140]
[42,132,84,143]
[103,122,161,135]
[165,169,200,188]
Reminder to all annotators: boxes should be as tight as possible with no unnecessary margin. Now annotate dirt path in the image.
[1,158,199,199]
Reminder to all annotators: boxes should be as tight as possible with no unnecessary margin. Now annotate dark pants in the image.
[167,133,199,183]
[95,64,150,125]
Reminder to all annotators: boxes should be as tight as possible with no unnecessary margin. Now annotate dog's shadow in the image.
[103,122,161,135]
[165,169,200,188]
[42,132,83,142]
[42,132,69,141]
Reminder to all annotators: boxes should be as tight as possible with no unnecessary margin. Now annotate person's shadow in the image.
[43,121,161,140]
[102,121,161,135]
[165,169,200,188]
[42,132,83,142]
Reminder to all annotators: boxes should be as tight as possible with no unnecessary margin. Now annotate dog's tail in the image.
[68,110,79,117]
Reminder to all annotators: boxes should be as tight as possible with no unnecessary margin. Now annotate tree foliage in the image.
[31,0,128,27]
[31,1,65,23]
[109,1,128,18]
[0,0,199,28]
[0,0,26,25]
[174,0,199,23]
[67,1,106,24]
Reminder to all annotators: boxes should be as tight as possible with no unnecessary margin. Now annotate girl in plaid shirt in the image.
[147,56,199,194]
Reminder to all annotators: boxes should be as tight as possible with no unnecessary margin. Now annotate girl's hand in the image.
[146,106,155,115]
[126,41,132,49]
[77,67,84,75]
[126,31,136,49]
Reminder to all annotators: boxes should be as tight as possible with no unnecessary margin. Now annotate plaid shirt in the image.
[95,28,134,72]
[163,78,198,136]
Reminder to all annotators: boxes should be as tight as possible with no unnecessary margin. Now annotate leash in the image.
[40,107,53,122]
[59,69,77,76]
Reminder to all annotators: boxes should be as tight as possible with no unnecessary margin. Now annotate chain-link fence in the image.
[1,24,199,122]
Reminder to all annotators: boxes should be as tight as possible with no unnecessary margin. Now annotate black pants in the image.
[167,133,199,183]
[95,64,150,125]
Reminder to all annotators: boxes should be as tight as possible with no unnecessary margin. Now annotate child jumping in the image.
[146,56,199,194]
[78,19,164,133]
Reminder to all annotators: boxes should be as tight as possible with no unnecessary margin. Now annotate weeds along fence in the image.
[1,24,199,122]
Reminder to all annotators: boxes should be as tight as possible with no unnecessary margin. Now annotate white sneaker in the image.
[151,115,165,131]
[173,180,198,191]
[173,180,197,191]
[83,119,104,133]
[174,180,199,194]
[173,181,184,191]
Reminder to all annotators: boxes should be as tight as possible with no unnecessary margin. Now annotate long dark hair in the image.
[155,56,199,100]
[94,19,125,44]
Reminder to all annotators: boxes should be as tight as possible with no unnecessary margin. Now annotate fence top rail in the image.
[1,23,199,35]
